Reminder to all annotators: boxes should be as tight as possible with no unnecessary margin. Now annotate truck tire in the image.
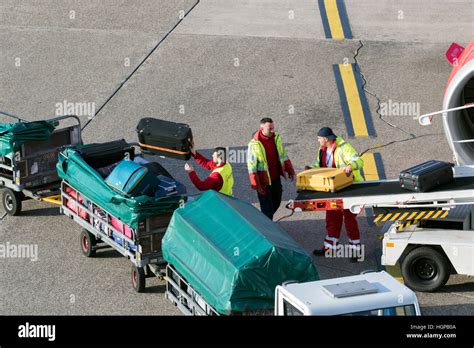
[401,246,450,292]
[80,229,96,257]
[131,265,145,293]
[2,189,22,216]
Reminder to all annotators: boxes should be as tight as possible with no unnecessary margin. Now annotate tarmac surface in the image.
[0,0,473,315]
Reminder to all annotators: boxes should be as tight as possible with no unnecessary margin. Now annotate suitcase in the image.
[77,139,134,168]
[112,231,136,252]
[136,118,193,160]
[110,216,133,239]
[144,161,173,179]
[105,160,160,197]
[399,160,454,192]
[296,168,354,192]
[154,175,178,198]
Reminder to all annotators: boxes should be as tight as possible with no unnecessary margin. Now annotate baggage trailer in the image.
[57,138,185,292]
[162,190,420,316]
[60,181,180,292]
[0,114,82,215]
[165,265,220,316]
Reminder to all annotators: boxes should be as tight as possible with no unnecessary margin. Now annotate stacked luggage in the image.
[103,158,186,199]
[77,117,195,202]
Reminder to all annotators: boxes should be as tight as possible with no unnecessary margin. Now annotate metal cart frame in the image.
[165,265,219,316]
[60,180,183,292]
[0,113,82,215]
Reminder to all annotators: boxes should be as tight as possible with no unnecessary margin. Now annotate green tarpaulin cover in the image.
[0,121,56,156]
[162,190,319,315]
[57,144,183,229]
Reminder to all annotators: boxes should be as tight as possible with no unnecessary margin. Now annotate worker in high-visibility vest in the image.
[247,117,295,220]
[305,127,364,261]
[184,144,234,196]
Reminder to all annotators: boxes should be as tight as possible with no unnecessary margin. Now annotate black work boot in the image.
[313,248,327,256]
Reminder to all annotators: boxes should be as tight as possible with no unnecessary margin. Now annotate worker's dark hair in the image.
[214,147,226,161]
[260,117,274,124]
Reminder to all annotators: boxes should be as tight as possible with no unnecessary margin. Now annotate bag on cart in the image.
[154,175,178,198]
[399,160,454,192]
[77,139,134,168]
[144,161,173,179]
[296,168,353,192]
[105,160,160,197]
[136,118,193,160]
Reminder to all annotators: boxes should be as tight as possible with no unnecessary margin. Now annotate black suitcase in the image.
[76,139,135,168]
[144,162,173,179]
[136,118,193,160]
[399,160,454,192]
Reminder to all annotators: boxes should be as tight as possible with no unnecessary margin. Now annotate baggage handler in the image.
[184,145,234,196]
[305,127,364,261]
[247,117,296,220]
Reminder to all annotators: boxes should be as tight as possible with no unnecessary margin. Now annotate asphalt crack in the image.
[351,40,445,156]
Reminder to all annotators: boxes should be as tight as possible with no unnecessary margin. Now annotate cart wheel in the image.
[2,189,22,216]
[131,265,146,293]
[80,229,96,257]
[401,246,450,292]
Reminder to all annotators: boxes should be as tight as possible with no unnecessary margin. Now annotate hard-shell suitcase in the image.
[77,139,134,168]
[154,175,178,198]
[399,160,453,192]
[105,160,159,197]
[144,161,173,179]
[112,231,136,252]
[296,168,354,192]
[136,118,193,160]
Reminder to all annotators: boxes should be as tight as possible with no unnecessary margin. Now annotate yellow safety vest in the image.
[308,136,365,182]
[212,162,234,196]
[247,132,288,185]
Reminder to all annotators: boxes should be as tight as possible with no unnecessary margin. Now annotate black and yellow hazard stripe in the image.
[397,220,417,231]
[373,209,449,225]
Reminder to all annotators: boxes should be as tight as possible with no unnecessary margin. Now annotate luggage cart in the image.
[165,265,219,316]
[0,113,82,215]
[60,181,182,292]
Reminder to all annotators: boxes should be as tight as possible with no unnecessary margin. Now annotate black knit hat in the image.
[317,127,337,140]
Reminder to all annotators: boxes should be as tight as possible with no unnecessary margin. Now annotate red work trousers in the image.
[323,209,361,250]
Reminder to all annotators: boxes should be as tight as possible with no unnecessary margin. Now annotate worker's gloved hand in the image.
[288,173,295,182]
[344,164,353,176]
[257,186,267,196]
[184,163,195,172]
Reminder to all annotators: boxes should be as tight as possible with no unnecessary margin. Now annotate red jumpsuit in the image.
[320,145,361,251]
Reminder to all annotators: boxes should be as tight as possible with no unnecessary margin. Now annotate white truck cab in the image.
[275,271,421,316]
